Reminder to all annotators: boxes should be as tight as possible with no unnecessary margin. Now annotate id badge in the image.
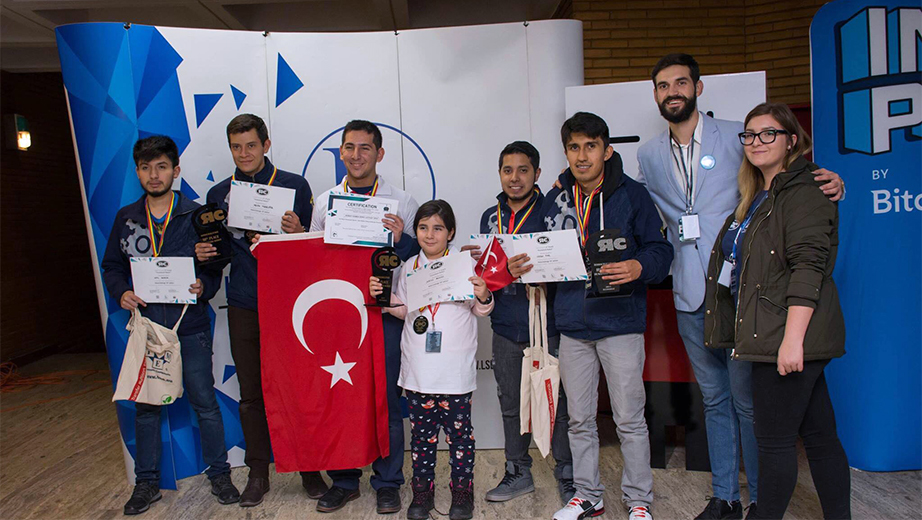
[718,260,733,287]
[678,214,701,242]
[425,331,442,353]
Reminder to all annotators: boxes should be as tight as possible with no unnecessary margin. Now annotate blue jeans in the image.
[134,330,230,483]
[328,314,405,490]
[493,333,572,481]
[676,303,758,503]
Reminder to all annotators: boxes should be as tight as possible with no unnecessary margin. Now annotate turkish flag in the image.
[253,234,389,472]
[475,236,517,291]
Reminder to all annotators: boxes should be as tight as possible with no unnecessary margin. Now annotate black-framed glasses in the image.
[739,129,789,145]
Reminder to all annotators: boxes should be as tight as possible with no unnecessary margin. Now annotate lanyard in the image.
[343,176,379,197]
[496,190,539,234]
[145,192,176,258]
[414,249,450,319]
[671,132,695,213]
[233,166,278,185]
[573,178,605,247]
[730,192,767,263]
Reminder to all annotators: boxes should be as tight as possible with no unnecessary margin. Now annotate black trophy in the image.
[586,229,636,298]
[192,203,233,267]
[370,246,401,307]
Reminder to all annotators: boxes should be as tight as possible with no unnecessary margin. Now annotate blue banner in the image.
[811,0,921,471]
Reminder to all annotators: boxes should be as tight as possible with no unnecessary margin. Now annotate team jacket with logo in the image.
[479,189,558,343]
[206,158,313,311]
[542,153,674,340]
[101,191,220,335]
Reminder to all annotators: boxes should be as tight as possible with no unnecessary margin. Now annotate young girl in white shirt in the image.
[369,199,493,520]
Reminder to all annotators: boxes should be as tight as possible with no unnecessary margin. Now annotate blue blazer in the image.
[636,113,743,312]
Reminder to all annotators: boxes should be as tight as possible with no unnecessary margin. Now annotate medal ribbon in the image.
[233,166,278,185]
[145,192,176,258]
[414,249,450,318]
[573,178,604,247]
[496,189,539,234]
[343,176,379,197]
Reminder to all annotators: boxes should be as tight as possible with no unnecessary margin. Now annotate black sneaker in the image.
[316,485,360,513]
[210,473,240,505]
[484,461,534,502]
[376,486,402,514]
[744,502,758,520]
[123,481,161,515]
[695,497,743,520]
[449,478,474,520]
[558,478,577,505]
[407,479,434,520]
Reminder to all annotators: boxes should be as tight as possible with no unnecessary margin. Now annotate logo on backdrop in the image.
[835,6,922,214]
[303,123,436,200]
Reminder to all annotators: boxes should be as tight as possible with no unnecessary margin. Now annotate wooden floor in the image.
[1,354,919,520]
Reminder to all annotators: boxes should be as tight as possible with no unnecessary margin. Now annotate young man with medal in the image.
[635,53,845,520]
[102,136,239,515]
[521,112,673,520]
[194,114,320,507]
[309,120,420,515]
[463,141,575,504]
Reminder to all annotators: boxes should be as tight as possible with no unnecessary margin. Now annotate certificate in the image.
[468,233,515,254]
[512,229,588,283]
[130,257,197,304]
[405,252,475,309]
[227,180,296,234]
[325,193,398,248]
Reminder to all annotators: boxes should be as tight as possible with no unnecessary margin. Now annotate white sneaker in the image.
[552,496,605,520]
[629,505,653,520]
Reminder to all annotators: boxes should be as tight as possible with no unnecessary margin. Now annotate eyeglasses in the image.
[739,129,789,145]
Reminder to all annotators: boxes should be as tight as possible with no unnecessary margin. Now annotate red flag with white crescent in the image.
[475,235,517,291]
[253,235,389,472]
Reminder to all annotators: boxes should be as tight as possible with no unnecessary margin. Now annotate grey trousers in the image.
[559,333,654,508]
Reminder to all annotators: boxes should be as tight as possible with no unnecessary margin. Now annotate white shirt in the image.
[669,111,704,210]
[309,175,419,238]
[394,247,493,394]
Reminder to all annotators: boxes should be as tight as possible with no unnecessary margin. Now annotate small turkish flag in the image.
[253,234,389,472]
[475,235,517,291]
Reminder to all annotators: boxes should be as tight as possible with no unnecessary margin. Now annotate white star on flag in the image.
[490,266,498,273]
[321,352,357,388]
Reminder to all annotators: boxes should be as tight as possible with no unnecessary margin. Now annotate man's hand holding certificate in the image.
[130,257,198,304]
[509,229,588,283]
[227,180,296,234]
[325,193,400,248]
[405,252,476,309]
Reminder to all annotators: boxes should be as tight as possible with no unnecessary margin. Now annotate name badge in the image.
[678,214,701,242]
[718,260,732,287]
[425,331,442,353]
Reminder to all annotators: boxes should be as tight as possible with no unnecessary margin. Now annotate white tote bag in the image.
[113,305,187,405]
[519,285,560,457]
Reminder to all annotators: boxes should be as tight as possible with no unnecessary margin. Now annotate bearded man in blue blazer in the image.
[636,53,845,520]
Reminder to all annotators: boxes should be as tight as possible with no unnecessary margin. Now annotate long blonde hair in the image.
[734,102,813,222]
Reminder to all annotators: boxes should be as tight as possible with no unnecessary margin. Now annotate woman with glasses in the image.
[703,102,851,519]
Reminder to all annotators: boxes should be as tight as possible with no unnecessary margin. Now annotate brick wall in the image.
[570,0,827,104]
[1,71,104,363]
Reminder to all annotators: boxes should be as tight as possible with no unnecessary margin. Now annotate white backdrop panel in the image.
[266,32,404,194]
[565,72,767,180]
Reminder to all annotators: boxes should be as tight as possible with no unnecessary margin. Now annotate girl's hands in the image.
[469,276,490,301]
[777,338,804,376]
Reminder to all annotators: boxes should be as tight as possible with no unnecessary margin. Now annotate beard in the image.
[506,186,534,203]
[144,183,173,198]
[658,93,698,124]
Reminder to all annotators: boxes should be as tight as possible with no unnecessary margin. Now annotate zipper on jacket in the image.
[733,183,777,358]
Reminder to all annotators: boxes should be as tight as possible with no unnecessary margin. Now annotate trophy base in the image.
[365,302,405,308]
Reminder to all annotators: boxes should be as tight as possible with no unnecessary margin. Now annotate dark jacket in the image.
[543,153,674,341]
[102,191,220,335]
[704,156,846,362]
[206,158,313,311]
[479,189,558,343]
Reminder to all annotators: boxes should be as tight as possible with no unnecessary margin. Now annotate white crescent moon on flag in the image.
[291,279,368,354]
[487,251,499,263]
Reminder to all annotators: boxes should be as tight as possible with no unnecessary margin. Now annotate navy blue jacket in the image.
[542,152,673,340]
[479,189,558,343]
[102,192,220,335]
[206,158,313,311]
